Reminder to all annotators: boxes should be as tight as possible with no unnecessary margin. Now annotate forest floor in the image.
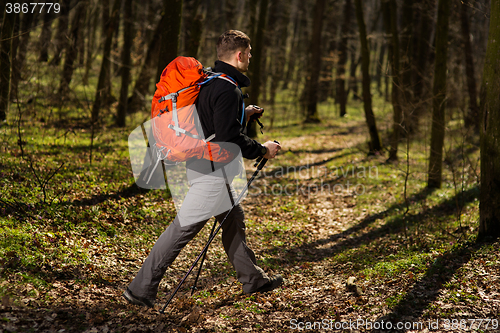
[1,100,499,332]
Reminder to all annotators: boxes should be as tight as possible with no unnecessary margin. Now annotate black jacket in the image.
[187,61,265,174]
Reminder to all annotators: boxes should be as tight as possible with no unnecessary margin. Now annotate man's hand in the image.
[263,141,281,159]
[245,105,264,122]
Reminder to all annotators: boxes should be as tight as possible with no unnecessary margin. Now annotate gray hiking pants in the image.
[127,169,270,303]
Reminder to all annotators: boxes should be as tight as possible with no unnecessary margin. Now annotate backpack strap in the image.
[202,73,245,125]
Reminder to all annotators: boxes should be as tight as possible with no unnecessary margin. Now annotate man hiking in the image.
[123,30,283,308]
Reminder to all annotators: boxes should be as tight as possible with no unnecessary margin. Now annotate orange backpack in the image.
[150,56,238,165]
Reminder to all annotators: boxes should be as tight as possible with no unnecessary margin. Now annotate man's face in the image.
[236,46,252,73]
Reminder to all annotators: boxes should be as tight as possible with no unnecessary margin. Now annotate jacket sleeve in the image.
[212,87,263,159]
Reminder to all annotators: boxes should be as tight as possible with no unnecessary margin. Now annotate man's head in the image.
[217,30,252,73]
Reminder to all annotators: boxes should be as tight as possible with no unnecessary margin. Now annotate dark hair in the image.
[216,30,251,60]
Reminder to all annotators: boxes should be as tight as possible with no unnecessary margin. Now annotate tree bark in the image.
[128,15,163,114]
[304,0,326,123]
[412,0,436,132]
[91,0,121,124]
[384,0,402,161]
[59,1,87,99]
[11,12,34,101]
[479,0,500,240]
[336,0,352,117]
[401,0,414,132]
[427,0,450,189]
[247,0,269,138]
[183,0,203,58]
[354,0,381,154]
[281,0,300,91]
[9,10,20,102]
[116,0,134,127]
[267,0,290,128]
[318,1,339,103]
[83,1,99,85]
[49,1,70,66]
[38,12,53,62]
[460,2,479,133]
[347,50,360,101]
[0,10,15,120]
[156,0,183,80]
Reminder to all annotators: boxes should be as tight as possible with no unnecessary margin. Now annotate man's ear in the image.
[236,51,243,63]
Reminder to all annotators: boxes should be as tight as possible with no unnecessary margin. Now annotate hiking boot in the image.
[122,288,155,308]
[248,275,284,294]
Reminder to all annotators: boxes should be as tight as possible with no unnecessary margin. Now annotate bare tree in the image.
[59,1,87,99]
[183,0,203,58]
[427,0,450,189]
[336,0,352,117]
[116,0,134,127]
[156,0,183,80]
[0,10,16,121]
[128,14,163,114]
[303,0,326,123]
[38,12,53,62]
[412,0,436,132]
[49,1,70,66]
[354,0,382,154]
[460,2,480,133]
[247,0,269,137]
[91,0,121,123]
[479,0,500,240]
[383,0,402,161]
[11,12,35,101]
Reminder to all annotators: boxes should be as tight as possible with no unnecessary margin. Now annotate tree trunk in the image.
[50,1,70,66]
[9,10,20,102]
[101,0,114,105]
[246,0,258,43]
[336,0,352,117]
[427,0,450,189]
[460,2,479,133]
[412,0,436,132]
[282,0,300,91]
[116,0,134,127]
[354,0,381,154]
[376,42,386,96]
[304,0,326,123]
[347,50,360,101]
[267,0,290,128]
[183,0,203,58]
[59,1,87,99]
[38,12,53,62]
[91,0,121,124]
[128,15,163,114]
[401,0,414,132]
[384,0,402,161]
[83,1,99,85]
[479,0,500,240]
[318,1,339,103]
[156,0,183,80]
[0,10,15,121]
[11,12,34,101]
[247,0,269,138]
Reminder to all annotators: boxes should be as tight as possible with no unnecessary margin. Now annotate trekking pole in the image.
[190,218,217,296]
[159,155,270,314]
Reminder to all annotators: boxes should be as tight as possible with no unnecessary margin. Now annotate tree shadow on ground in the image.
[263,186,479,267]
[372,241,484,332]
[262,150,356,178]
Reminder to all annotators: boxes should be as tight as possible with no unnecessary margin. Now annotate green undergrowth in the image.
[0,83,496,327]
